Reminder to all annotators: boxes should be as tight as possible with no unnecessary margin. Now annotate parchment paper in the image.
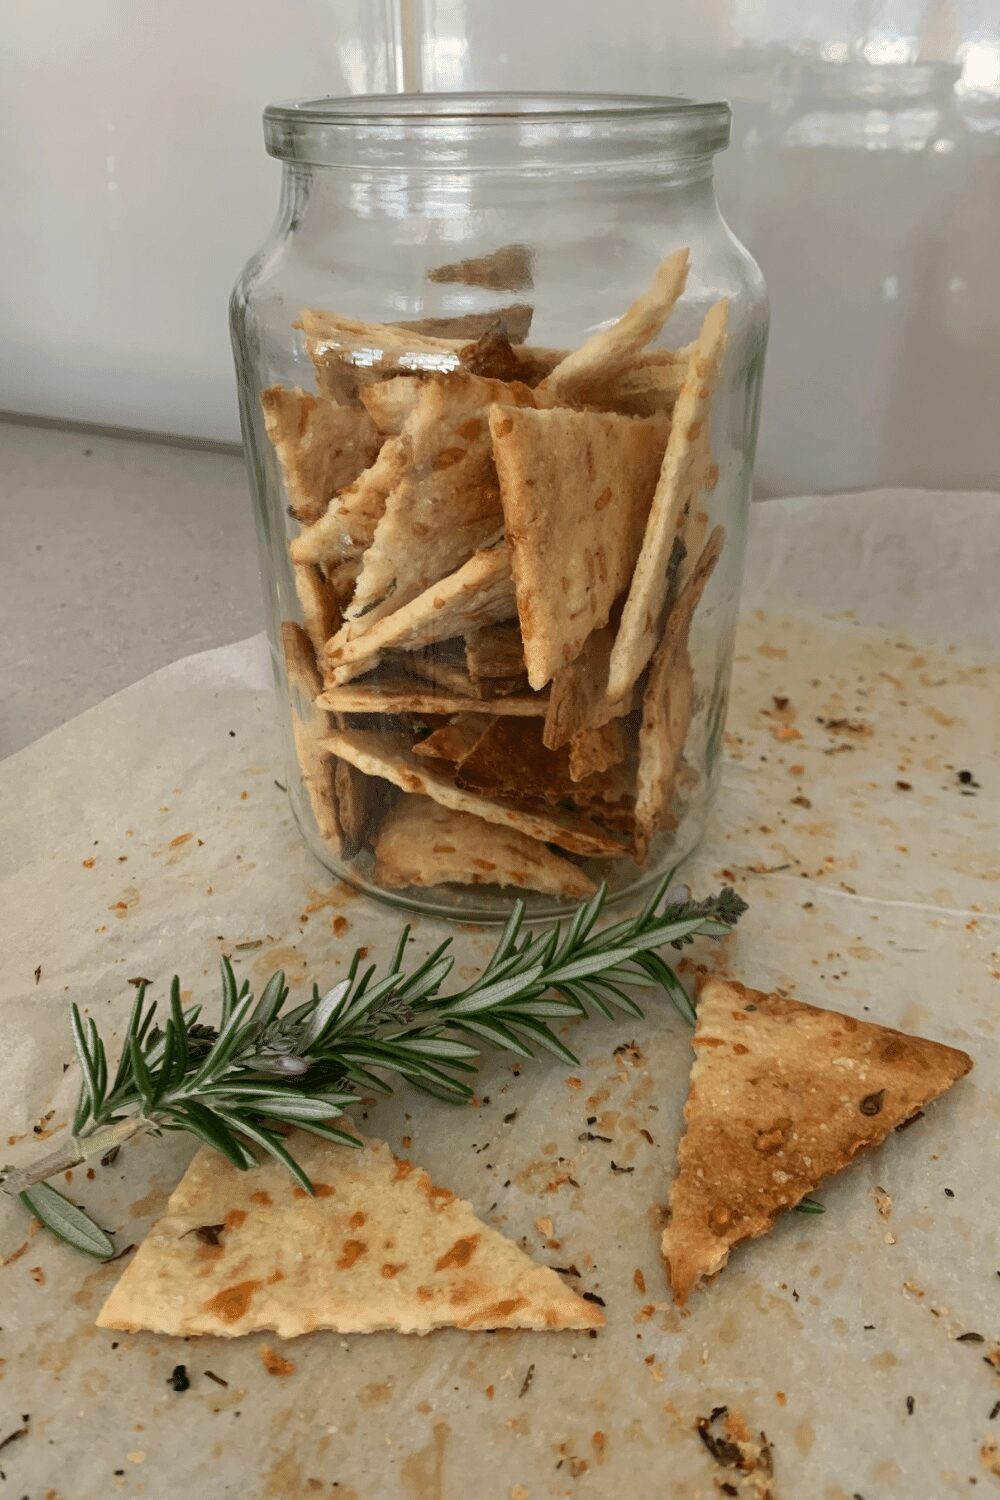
[1,490,997,1500]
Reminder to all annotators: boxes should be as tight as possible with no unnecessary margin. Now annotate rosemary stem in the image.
[0,1115,153,1197]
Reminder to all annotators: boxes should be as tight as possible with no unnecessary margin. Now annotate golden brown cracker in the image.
[260,386,379,525]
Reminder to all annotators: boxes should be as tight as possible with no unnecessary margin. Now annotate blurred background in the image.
[2,0,998,750]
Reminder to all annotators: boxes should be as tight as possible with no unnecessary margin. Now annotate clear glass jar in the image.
[231,93,767,921]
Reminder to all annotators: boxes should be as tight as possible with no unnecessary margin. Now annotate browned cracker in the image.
[428,244,534,291]
[317,673,545,719]
[321,728,624,858]
[542,249,689,401]
[326,546,517,684]
[374,797,595,900]
[412,715,493,764]
[260,386,380,526]
[399,303,533,341]
[543,627,622,750]
[490,405,667,689]
[568,721,626,782]
[281,622,341,850]
[607,299,728,705]
[465,622,526,683]
[293,563,341,659]
[290,435,409,603]
[662,978,972,1306]
[634,527,724,862]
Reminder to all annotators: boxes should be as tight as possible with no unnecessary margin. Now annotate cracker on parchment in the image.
[465,622,526,684]
[260,386,380,525]
[290,435,409,604]
[634,528,723,861]
[428,243,534,291]
[321,728,624,858]
[293,563,341,660]
[568,721,626,782]
[317,674,545,719]
[490,406,667,689]
[606,299,728,705]
[374,797,595,900]
[662,978,973,1306]
[96,1130,602,1336]
[327,546,517,684]
[281,622,341,850]
[542,248,689,401]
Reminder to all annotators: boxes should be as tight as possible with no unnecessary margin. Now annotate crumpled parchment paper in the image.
[1,490,997,1499]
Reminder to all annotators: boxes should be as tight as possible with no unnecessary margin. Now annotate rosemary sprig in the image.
[2,875,750,1255]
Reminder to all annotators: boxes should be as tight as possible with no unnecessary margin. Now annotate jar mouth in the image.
[264,91,731,170]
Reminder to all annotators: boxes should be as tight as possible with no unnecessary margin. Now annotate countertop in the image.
[0,417,261,758]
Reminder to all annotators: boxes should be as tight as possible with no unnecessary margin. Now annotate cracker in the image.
[321,728,624,858]
[465,622,526,683]
[662,978,973,1306]
[359,377,427,435]
[403,646,485,698]
[428,243,534,291]
[293,563,341,659]
[568,721,626,782]
[96,1130,603,1336]
[290,435,409,604]
[543,627,621,750]
[606,300,728,705]
[326,546,517,684]
[542,248,689,400]
[450,718,632,815]
[281,622,341,850]
[335,759,393,859]
[412,715,492,764]
[374,797,595,900]
[490,406,668,689]
[399,303,534,341]
[260,386,380,525]
[317,674,545,719]
[634,529,724,862]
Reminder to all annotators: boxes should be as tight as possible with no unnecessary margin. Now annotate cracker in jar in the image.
[543,627,620,750]
[606,300,728,706]
[374,797,595,899]
[260,386,380,526]
[412,715,492,764]
[321,728,625,858]
[290,434,409,602]
[293,563,341,659]
[568,721,626,782]
[281,622,341,851]
[318,673,545,719]
[465,622,526,684]
[326,546,517,684]
[490,406,667,689]
[427,243,534,291]
[634,527,724,862]
[398,303,534,341]
[541,248,689,401]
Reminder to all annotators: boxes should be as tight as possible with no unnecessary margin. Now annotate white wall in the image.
[2,0,999,496]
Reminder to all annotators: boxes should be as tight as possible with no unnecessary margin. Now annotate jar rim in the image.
[263,91,731,167]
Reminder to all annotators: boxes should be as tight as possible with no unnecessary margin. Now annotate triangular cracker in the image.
[543,628,623,750]
[96,1132,602,1336]
[491,406,667,689]
[345,376,546,630]
[428,243,534,291]
[568,721,626,782]
[321,728,624,858]
[662,978,973,1306]
[326,547,517,684]
[400,304,534,340]
[374,797,595,899]
[606,300,728,705]
[542,248,689,401]
[413,715,492,764]
[290,435,409,603]
[260,387,380,525]
[634,528,723,862]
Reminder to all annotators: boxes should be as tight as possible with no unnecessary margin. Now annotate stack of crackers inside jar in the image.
[263,245,728,902]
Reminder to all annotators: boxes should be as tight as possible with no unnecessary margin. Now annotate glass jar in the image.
[231,93,767,921]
